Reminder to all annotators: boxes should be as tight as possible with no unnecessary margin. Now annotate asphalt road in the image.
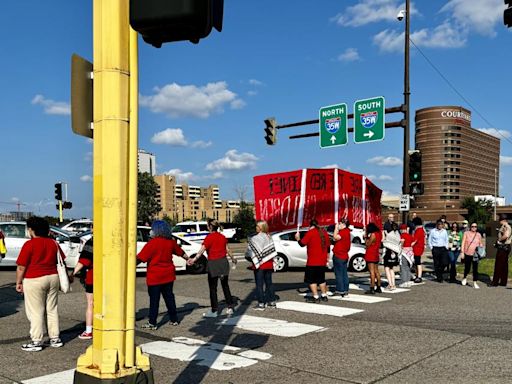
[1,246,512,384]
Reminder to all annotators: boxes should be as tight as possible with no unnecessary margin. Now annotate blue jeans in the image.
[448,250,460,281]
[147,282,178,325]
[333,257,349,293]
[254,269,275,304]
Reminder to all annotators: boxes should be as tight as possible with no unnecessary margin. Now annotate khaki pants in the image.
[23,274,60,342]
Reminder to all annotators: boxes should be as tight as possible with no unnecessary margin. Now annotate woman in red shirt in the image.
[333,218,351,296]
[188,219,237,318]
[16,217,65,351]
[295,219,330,303]
[399,224,414,288]
[411,217,426,283]
[71,236,94,340]
[364,222,382,294]
[137,220,190,330]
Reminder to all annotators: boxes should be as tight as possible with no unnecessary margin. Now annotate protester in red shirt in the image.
[137,220,190,330]
[399,224,415,288]
[16,216,65,351]
[71,236,94,340]
[364,222,382,295]
[333,218,351,297]
[295,219,330,303]
[188,219,237,318]
[412,217,426,283]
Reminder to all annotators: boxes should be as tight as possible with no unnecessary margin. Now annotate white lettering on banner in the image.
[352,196,363,224]
[440,110,471,122]
[357,101,381,112]
[321,106,345,117]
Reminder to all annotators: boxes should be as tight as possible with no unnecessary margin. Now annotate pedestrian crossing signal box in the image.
[130,0,223,47]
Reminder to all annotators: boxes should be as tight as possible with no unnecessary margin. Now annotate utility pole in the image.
[402,0,411,225]
[74,1,151,383]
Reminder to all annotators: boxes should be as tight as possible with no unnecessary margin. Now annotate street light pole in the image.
[402,0,411,225]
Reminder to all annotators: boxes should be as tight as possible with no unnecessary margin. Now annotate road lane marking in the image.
[217,315,326,337]
[299,293,391,304]
[237,350,272,360]
[355,284,411,293]
[276,301,363,317]
[23,369,75,384]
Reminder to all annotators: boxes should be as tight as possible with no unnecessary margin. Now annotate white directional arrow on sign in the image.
[363,131,375,139]
[330,135,336,144]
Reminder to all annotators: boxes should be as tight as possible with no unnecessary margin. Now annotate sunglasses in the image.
[471,225,477,228]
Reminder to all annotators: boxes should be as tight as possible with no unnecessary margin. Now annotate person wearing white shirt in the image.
[428,220,449,283]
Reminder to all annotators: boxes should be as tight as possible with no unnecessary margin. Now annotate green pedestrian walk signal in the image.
[319,103,348,149]
[354,96,385,144]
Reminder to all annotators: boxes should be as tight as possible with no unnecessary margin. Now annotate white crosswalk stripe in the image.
[22,369,75,384]
[276,301,364,317]
[298,292,391,303]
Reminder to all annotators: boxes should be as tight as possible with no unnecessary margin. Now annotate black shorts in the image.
[304,266,326,284]
[383,249,399,268]
[85,284,93,294]
[414,256,422,266]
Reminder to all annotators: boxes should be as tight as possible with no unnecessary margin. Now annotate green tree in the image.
[461,196,493,225]
[162,214,176,228]
[137,172,161,224]
[232,185,255,239]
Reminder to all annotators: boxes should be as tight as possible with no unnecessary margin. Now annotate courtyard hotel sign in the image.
[441,109,471,123]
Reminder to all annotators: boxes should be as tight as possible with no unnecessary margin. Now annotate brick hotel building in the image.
[412,106,500,222]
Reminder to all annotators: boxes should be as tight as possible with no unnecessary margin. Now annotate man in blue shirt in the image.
[428,219,449,282]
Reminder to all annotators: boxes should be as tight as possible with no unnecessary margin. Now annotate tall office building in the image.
[154,175,241,222]
[138,149,156,176]
[414,106,500,222]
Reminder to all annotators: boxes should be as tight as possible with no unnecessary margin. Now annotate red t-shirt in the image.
[333,227,351,260]
[137,237,184,286]
[365,231,382,263]
[78,238,93,285]
[401,233,413,247]
[412,227,426,256]
[299,228,329,266]
[202,232,228,261]
[17,237,66,279]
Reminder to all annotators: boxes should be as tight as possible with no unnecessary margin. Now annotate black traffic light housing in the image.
[54,183,62,201]
[410,182,424,195]
[505,0,512,28]
[63,201,73,210]
[130,0,223,47]
[409,151,422,182]
[264,117,277,145]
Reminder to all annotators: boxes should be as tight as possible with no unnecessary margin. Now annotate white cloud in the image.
[337,48,361,62]
[248,79,263,86]
[80,175,92,182]
[151,128,187,146]
[191,140,213,149]
[478,128,511,139]
[206,150,259,172]
[367,156,403,167]
[500,156,512,166]
[368,174,394,181]
[373,21,466,53]
[247,90,258,96]
[322,164,340,169]
[140,82,244,118]
[165,169,199,183]
[332,0,416,27]
[205,171,225,180]
[441,0,504,36]
[31,94,70,116]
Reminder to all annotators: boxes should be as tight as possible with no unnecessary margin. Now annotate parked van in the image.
[172,221,238,243]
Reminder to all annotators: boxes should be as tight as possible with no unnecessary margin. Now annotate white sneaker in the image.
[462,278,467,286]
[202,310,218,318]
[474,282,480,289]
[225,308,234,316]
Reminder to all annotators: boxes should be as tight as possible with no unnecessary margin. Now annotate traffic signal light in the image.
[54,183,62,201]
[410,182,424,195]
[506,0,512,28]
[409,151,422,182]
[130,0,224,47]
[63,201,73,209]
[264,117,277,145]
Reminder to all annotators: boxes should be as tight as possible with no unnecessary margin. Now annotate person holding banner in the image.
[246,220,277,310]
[399,224,414,288]
[333,218,351,296]
[295,219,330,303]
[364,222,383,294]
[382,222,401,291]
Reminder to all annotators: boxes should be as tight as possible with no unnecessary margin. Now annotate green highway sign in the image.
[319,103,348,148]
[354,96,385,144]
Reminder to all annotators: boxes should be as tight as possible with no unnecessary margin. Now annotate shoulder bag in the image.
[56,243,71,293]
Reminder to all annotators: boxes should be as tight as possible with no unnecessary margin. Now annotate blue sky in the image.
[1,0,511,218]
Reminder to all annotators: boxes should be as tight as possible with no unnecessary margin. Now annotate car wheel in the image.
[273,253,288,272]
[187,255,207,274]
[350,255,367,272]
[352,237,362,245]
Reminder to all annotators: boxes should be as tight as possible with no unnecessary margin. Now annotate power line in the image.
[409,38,512,147]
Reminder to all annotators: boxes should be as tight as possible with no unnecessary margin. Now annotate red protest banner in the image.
[254,168,382,232]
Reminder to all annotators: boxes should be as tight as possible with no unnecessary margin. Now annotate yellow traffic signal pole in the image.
[74,1,152,382]
[59,200,63,223]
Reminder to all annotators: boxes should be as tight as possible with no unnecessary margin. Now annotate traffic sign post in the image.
[354,96,385,144]
[319,103,348,148]
[399,194,410,212]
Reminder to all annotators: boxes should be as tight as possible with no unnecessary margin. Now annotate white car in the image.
[0,221,81,269]
[172,221,238,243]
[61,219,93,235]
[268,228,368,272]
[75,226,207,274]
